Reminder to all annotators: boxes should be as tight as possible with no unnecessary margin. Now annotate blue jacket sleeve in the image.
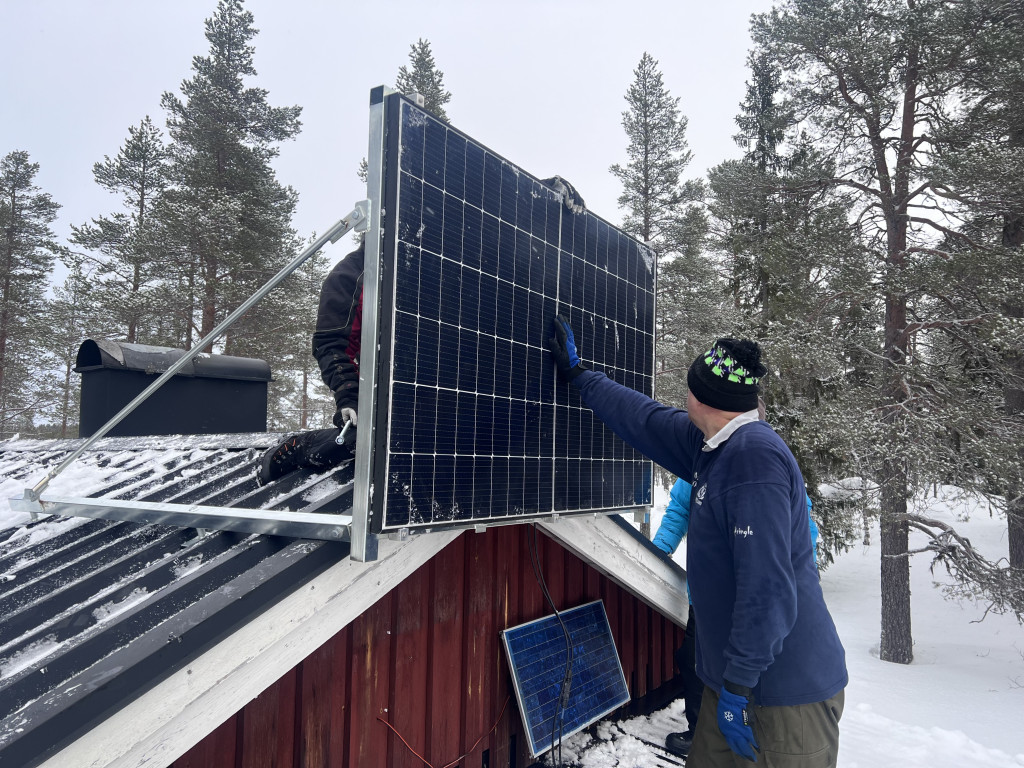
[653,478,692,554]
[573,370,702,479]
[720,474,800,688]
[807,494,819,566]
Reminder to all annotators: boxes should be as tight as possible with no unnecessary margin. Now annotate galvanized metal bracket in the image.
[8,494,353,541]
[349,87,392,565]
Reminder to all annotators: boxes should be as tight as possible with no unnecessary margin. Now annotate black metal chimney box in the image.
[75,339,273,438]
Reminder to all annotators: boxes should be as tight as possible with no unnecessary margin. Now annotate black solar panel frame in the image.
[365,92,656,536]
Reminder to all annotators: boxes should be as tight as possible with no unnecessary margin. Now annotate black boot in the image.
[256,428,352,485]
[665,730,694,759]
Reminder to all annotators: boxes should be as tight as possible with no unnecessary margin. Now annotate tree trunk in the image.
[128,261,141,344]
[184,260,197,351]
[1002,203,1024,568]
[300,367,309,430]
[60,357,72,438]
[878,283,914,664]
[200,251,217,353]
[874,14,919,665]
[0,221,13,411]
[1009,491,1024,570]
[1004,329,1024,569]
[879,455,913,663]
[0,280,9,414]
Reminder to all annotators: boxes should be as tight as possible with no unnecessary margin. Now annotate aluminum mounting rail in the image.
[12,202,369,539]
[8,495,354,541]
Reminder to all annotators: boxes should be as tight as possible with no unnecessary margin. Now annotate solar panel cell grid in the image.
[372,95,655,532]
[502,600,629,756]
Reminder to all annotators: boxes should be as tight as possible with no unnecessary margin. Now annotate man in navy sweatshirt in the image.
[548,315,847,767]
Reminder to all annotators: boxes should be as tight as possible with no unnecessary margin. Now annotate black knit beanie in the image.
[686,338,767,412]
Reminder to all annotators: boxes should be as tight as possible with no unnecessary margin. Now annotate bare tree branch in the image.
[900,514,1024,623]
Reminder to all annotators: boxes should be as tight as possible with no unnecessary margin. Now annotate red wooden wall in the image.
[170,524,686,768]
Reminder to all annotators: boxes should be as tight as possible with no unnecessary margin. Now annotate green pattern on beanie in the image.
[705,344,761,386]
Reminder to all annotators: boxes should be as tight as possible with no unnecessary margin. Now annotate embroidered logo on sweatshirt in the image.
[695,484,707,506]
[734,525,754,538]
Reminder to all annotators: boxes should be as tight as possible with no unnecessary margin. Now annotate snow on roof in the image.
[0,432,354,767]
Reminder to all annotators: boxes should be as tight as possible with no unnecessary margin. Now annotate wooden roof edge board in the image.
[538,513,688,627]
[8,495,353,542]
[32,529,463,768]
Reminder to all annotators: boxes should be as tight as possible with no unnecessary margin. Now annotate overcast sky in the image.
[4,0,775,267]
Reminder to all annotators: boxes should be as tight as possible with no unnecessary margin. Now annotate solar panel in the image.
[363,90,656,535]
[501,600,629,757]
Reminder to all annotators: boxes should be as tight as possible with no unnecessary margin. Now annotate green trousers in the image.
[687,685,844,768]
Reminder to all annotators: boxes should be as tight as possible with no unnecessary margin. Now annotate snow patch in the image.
[402,104,429,128]
[0,636,62,680]
[171,556,206,580]
[92,588,149,623]
[301,477,345,504]
[2,516,89,551]
[639,244,655,274]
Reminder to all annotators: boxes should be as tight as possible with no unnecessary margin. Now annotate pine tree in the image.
[610,52,718,395]
[70,116,169,344]
[156,0,302,359]
[0,151,63,438]
[754,0,1024,659]
[610,52,720,532]
[395,39,452,120]
[707,53,876,564]
[610,56,724,398]
[610,53,702,251]
[259,238,332,431]
[928,0,1024,572]
[357,38,453,184]
[37,259,99,438]
[720,51,791,313]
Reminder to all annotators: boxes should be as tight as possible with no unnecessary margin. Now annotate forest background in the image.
[2,0,1023,664]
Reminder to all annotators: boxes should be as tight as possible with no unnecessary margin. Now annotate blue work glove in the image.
[541,176,586,214]
[718,681,759,762]
[547,314,587,380]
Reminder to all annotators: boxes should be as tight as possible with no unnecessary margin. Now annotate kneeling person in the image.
[257,242,364,484]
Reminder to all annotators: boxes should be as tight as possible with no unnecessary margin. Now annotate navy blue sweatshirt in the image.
[575,369,847,707]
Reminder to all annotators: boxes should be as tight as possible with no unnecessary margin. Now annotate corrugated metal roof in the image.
[0,434,353,768]
[0,435,687,768]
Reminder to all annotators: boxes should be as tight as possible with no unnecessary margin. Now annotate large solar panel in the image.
[501,600,629,757]
[364,90,655,535]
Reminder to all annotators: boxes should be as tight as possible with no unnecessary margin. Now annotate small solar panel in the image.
[365,91,655,534]
[501,600,629,757]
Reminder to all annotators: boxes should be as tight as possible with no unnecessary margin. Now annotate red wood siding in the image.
[171,525,686,768]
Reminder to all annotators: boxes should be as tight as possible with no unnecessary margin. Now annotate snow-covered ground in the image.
[567,485,1024,767]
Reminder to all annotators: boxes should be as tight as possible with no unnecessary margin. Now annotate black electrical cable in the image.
[528,524,574,768]
[529,525,569,767]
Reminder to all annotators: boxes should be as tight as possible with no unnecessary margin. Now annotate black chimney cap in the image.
[74,339,272,382]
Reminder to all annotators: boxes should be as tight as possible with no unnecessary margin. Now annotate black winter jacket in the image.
[312,244,364,427]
